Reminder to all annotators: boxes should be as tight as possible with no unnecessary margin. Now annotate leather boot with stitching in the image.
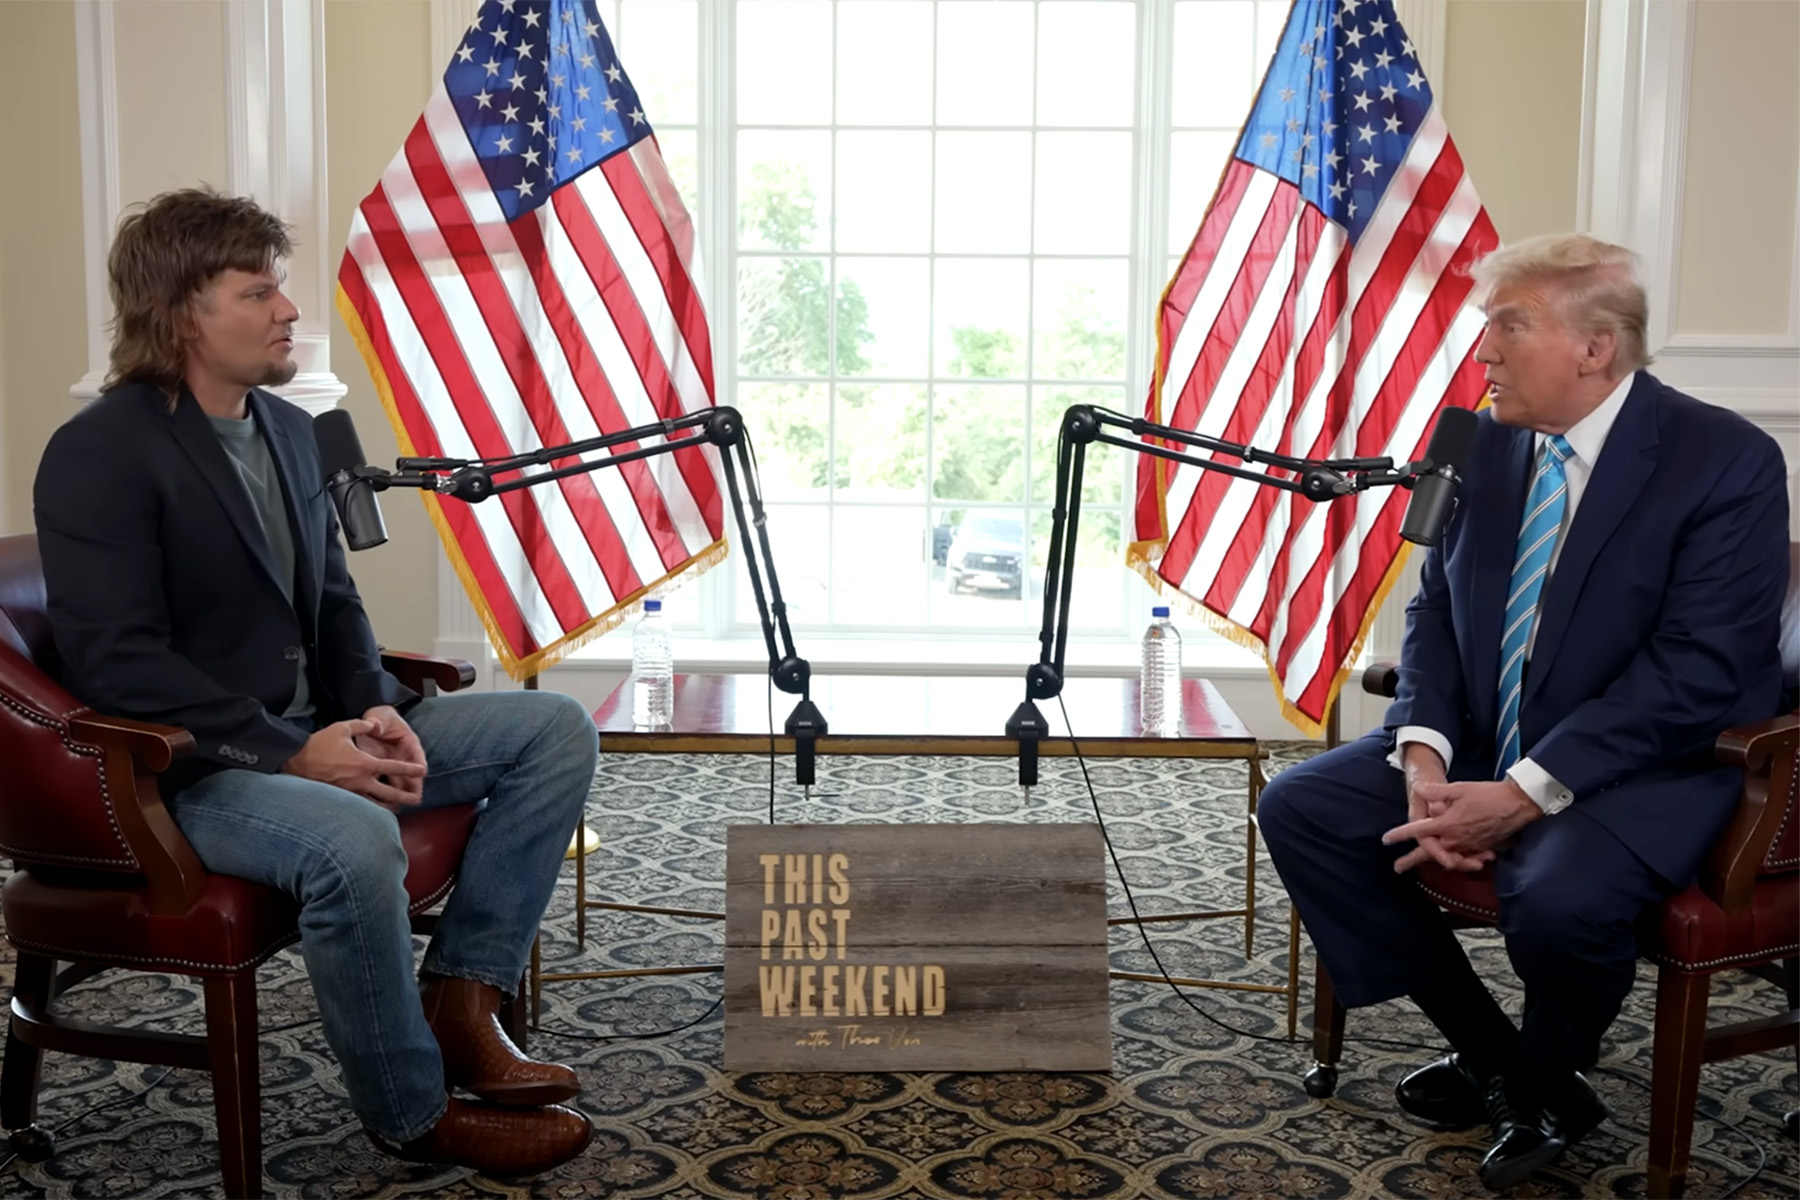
[369,1096,593,1177]
[420,975,580,1106]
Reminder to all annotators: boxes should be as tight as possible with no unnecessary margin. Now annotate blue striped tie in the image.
[1495,435,1572,774]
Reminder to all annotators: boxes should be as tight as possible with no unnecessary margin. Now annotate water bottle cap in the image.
[1152,606,1170,618]
[643,599,662,613]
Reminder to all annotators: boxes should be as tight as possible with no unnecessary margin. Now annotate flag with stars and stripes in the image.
[337,0,724,680]
[1128,0,1496,734]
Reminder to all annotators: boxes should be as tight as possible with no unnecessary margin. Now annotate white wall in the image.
[0,1,85,536]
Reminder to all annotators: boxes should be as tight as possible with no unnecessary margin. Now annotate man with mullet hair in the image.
[1258,233,1789,1189]
[34,188,600,1178]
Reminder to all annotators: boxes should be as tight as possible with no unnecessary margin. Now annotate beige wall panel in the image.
[1,1,87,533]
[113,0,230,202]
[324,0,439,652]
[1440,0,1586,242]
[1676,0,1799,337]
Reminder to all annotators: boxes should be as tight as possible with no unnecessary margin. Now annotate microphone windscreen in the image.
[1424,404,1478,470]
[314,409,367,477]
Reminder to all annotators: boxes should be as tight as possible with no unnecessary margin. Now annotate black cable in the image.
[1336,1031,1462,1055]
[743,422,779,827]
[767,670,777,824]
[1598,1063,1770,1200]
[534,995,723,1043]
[1057,693,1299,1045]
[1054,697,1457,1061]
[0,1007,324,1178]
[0,1065,177,1178]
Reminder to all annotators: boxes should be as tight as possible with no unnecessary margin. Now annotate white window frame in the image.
[683,0,1282,667]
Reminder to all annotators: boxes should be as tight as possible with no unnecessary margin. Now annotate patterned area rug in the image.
[0,744,1793,1198]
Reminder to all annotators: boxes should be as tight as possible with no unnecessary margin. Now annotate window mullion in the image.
[1125,0,1178,634]
[825,0,840,625]
[700,0,737,640]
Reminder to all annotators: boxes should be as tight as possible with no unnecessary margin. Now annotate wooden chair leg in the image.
[1303,956,1347,1098]
[1647,965,1711,1200]
[1,953,55,1153]
[203,973,264,1200]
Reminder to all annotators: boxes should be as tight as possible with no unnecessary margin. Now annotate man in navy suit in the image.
[1259,233,1790,1189]
[34,189,599,1177]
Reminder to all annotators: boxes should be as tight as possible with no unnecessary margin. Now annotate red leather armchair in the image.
[1303,548,1800,1199]
[0,533,505,1198]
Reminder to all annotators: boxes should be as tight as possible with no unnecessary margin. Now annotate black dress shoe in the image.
[1478,1076,1565,1191]
[1395,1054,1488,1131]
[1546,1071,1608,1149]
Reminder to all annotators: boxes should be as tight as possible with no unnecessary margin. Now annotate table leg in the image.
[1243,751,1265,957]
[1285,903,1301,1039]
[576,814,588,951]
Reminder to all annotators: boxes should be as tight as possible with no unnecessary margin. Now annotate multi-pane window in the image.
[593,0,700,208]
[738,0,1142,635]
[588,0,1282,659]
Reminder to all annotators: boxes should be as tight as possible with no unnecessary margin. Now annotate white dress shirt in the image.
[1392,374,1637,812]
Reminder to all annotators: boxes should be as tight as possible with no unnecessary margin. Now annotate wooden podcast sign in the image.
[723,823,1111,1072]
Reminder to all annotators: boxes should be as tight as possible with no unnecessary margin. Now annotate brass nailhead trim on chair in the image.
[0,691,135,872]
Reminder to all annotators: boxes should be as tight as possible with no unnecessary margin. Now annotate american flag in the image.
[1128,0,1495,734]
[336,0,724,680]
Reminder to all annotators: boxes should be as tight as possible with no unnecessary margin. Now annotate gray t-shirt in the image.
[208,412,314,722]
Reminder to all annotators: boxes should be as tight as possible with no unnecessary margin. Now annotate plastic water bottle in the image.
[631,599,674,727]
[1140,606,1183,735]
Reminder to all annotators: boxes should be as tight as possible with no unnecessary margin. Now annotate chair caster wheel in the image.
[1782,1109,1797,1142]
[8,1124,54,1162]
[1303,1063,1338,1099]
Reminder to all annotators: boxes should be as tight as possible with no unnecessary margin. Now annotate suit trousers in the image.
[1258,733,1672,1078]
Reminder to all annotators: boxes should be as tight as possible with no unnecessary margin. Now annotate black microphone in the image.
[314,409,389,551]
[1400,405,1479,546]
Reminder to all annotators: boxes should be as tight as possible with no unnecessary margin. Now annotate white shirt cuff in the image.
[1506,757,1575,814]
[1390,726,1454,774]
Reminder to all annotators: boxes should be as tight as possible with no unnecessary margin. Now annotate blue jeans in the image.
[167,690,597,1142]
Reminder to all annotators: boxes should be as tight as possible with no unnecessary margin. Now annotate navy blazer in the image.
[1384,372,1790,884]
[34,381,418,795]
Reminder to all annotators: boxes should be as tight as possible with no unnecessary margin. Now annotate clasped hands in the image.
[1382,744,1540,874]
[281,704,429,810]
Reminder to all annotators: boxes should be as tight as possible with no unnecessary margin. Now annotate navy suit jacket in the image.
[1384,372,1790,884]
[33,381,418,796]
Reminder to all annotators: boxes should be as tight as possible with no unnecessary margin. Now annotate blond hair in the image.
[1469,234,1651,378]
[104,187,294,402]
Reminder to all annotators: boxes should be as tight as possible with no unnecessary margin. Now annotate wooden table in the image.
[539,673,1301,1036]
[592,672,1260,759]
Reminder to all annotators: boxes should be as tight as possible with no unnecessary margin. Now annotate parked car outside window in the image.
[946,515,1026,598]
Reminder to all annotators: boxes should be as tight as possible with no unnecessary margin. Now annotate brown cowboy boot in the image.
[369,1097,593,1176]
[420,975,580,1106]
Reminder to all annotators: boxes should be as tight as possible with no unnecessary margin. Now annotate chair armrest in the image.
[1701,709,1798,912]
[381,651,477,696]
[61,711,208,916]
[1362,662,1400,699]
[66,712,194,770]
